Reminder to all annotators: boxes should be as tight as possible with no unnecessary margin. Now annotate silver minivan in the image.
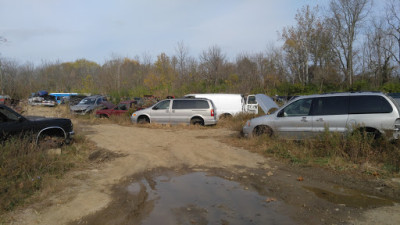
[130,98,217,126]
[243,92,400,139]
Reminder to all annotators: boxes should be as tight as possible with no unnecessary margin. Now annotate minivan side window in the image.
[153,100,170,110]
[349,96,392,114]
[172,100,209,109]
[312,96,348,115]
[280,98,312,117]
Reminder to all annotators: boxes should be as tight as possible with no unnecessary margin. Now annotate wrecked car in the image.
[28,91,57,107]
[70,95,107,115]
[95,100,137,118]
[0,104,74,146]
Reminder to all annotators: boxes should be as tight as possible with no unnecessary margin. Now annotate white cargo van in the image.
[184,93,262,118]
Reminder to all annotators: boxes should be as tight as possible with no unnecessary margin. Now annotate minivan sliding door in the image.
[311,96,349,136]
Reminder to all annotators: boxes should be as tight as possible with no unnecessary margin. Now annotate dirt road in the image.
[6,121,400,224]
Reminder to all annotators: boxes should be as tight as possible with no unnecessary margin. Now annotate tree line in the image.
[1,0,400,101]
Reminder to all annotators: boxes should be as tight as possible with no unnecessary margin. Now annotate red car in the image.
[95,100,137,118]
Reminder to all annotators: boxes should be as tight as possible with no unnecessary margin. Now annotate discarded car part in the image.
[255,94,279,114]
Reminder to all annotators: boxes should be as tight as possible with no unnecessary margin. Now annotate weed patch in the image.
[223,114,400,176]
[0,134,90,213]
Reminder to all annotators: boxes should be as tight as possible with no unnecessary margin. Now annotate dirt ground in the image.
[3,106,400,224]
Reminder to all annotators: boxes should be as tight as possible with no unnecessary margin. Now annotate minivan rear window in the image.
[349,96,392,114]
[172,100,209,109]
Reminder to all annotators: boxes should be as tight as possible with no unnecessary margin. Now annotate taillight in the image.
[211,109,214,117]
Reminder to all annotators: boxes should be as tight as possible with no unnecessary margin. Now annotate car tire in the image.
[253,125,273,137]
[38,135,64,149]
[138,116,150,124]
[190,118,204,126]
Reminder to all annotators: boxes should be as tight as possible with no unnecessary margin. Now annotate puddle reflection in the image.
[129,172,295,225]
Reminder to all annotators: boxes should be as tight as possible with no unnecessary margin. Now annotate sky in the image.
[1,0,332,66]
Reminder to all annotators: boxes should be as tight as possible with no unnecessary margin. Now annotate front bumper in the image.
[242,124,253,138]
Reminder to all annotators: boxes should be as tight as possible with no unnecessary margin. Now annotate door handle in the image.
[316,118,324,122]
[301,117,308,122]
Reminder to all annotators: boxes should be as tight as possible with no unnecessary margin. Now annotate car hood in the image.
[70,104,91,111]
[26,116,69,122]
[26,116,46,120]
[255,94,279,114]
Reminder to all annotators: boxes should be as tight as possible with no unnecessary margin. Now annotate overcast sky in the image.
[1,0,332,65]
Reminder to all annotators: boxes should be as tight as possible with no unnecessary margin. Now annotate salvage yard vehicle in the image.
[0,104,74,145]
[184,93,274,118]
[28,91,57,107]
[95,100,137,118]
[243,92,400,139]
[131,98,217,126]
[70,95,107,115]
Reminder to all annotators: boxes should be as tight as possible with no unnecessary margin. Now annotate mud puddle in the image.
[304,185,395,208]
[71,170,296,225]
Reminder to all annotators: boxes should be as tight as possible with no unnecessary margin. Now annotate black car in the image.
[0,104,74,145]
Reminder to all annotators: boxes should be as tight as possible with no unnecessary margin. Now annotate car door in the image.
[311,96,349,136]
[0,107,32,140]
[114,104,128,116]
[170,100,192,124]
[246,95,258,114]
[149,100,171,123]
[274,98,314,139]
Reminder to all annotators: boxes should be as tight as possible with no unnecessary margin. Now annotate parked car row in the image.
[130,94,276,126]
[4,91,400,148]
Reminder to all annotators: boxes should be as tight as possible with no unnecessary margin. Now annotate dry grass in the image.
[222,123,400,176]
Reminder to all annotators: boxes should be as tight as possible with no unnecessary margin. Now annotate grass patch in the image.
[0,132,91,213]
[221,114,400,176]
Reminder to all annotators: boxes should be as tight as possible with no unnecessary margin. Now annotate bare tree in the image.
[199,45,226,87]
[175,41,189,78]
[281,5,320,85]
[327,0,371,86]
[385,0,400,66]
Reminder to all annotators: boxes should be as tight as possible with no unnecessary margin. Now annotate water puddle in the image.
[304,185,395,208]
[127,172,295,225]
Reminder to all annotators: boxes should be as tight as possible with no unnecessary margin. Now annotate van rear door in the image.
[246,95,258,113]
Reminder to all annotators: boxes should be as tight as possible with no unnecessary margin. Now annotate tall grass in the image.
[220,114,400,175]
[0,134,88,213]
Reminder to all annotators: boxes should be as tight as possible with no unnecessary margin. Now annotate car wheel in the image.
[38,135,64,149]
[191,118,204,126]
[138,116,150,124]
[220,113,232,119]
[253,125,273,137]
[356,127,381,139]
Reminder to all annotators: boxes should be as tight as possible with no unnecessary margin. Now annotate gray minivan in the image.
[130,98,217,126]
[243,92,400,139]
